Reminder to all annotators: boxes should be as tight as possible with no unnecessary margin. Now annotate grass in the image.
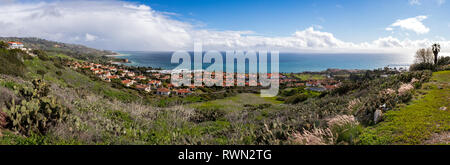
[190,93,283,112]
[292,73,326,80]
[359,70,450,145]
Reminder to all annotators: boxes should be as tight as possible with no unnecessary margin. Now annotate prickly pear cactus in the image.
[3,79,66,136]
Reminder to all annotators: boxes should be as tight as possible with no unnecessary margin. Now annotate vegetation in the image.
[0,38,448,145]
[359,71,449,144]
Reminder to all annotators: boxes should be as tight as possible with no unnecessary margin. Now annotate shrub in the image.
[0,49,27,77]
[190,106,226,123]
[285,93,308,104]
[33,50,50,61]
[0,110,7,128]
[0,41,8,49]
[290,128,336,145]
[326,115,361,144]
[437,56,450,66]
[409,62,434,71]
[255,121,293,145]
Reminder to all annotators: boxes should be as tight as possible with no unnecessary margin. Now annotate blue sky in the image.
[128,0,449,42]
[0,0,448,53]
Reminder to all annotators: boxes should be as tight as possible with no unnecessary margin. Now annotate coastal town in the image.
[4,40,402,97]
[65,59,343,96]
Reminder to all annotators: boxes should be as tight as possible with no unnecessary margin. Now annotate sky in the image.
[0,0,449,55]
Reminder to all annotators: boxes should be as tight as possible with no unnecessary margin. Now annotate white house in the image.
[8,42,24,49]
[157,88,171,95]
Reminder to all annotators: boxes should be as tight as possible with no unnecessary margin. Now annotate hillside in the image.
[0,37,116,61]
[0,40,449,145]
[360,71,450,144]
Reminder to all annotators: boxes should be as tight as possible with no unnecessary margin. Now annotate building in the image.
[136,75,147,80]
[8,42,24,49]
[157,88,171,95]
[121,79,135,87]
[135,84,151,93]
[175,89,192,96]
[148,80,162,87]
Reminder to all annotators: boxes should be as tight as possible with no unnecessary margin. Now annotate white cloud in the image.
[0,1,192,51]
[0,0,448,55]
[387,16,430,34]
[409,0,421,5]
[85,33,98,42]
[409,0,446,6]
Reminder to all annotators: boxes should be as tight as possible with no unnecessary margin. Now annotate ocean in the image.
[115,51,414,73]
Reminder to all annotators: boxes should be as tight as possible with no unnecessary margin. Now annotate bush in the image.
[32,50,50,61]
[409,62,434,71]
[0,110,7,128]
[0,41,8,49]
[0,49,27,77]
[326,115,362,145]
[285,93,308,104]
[437,56,450,66]
[190,106,226,123]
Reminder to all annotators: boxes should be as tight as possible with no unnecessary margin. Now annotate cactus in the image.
[3,79,66,136]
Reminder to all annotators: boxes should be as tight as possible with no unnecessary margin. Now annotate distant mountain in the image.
[0,37,116,60]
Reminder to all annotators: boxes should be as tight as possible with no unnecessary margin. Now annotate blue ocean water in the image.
[116,51,414,73]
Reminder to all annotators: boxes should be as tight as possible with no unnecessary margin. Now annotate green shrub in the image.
[190,106,226,123]
[0,49,27,77]
[33,50,50,61]
[285,93,308,104]
[409,62,434,71]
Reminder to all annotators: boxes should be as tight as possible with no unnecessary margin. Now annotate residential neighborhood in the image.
[66,60,343,97]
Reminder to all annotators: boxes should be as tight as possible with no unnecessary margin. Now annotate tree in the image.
[37,70,47,79]
[432,43,441,65]
[414,48,434,64]
[0,41,8,49]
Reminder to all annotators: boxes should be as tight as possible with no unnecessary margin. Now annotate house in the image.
[105,75,120,82]
[90,68,102,74]
[157,88,171,95]
[108,67,117,72]
[306,81,319,87]
[160,75,170,80]
[121,79,134,87]
[127,72,135,77]
[148,80,162,87]
[175,89,192,96]
[135,84,151,93]
[94,64,102,68]
[324,85,337,91]
[136,75,147,80]
[8,42,24,49]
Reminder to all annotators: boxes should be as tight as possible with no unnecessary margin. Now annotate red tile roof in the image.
[157,88,170,93]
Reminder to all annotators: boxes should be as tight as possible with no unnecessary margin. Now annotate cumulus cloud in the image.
[0,1,192,51]
[387,16,430,34]
[0,0,448,55]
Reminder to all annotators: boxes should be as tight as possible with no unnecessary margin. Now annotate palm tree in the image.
[432,43,441,65]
